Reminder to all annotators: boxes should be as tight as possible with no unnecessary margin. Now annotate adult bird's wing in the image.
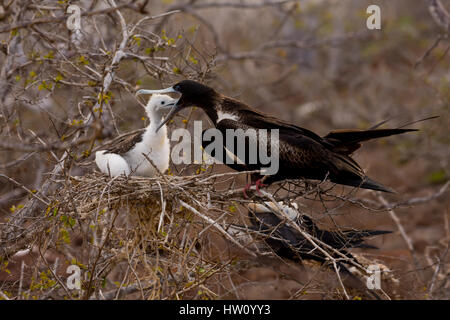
[96,129,145,156]
[214,118,394,191]
[223,98,421,156]
[215,117,366,181]
[239,107,417,155]
[221,98,333,148]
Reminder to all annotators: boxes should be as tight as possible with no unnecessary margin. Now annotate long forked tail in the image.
[330,151,396,193]
[342,230,393,249]
[324,115,439,155]
[324,128,418,144]
[332,174,396,193]
[360,176,396,193]
[369,115,439,130]
[324,128,417,154]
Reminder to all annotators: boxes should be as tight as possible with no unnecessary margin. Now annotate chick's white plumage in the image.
[95,151,131,177]
[95,94,175,177]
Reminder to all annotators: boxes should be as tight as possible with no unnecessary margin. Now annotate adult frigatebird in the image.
[247,202,390,265]
[245,201,390,299]
[136,80,417,192]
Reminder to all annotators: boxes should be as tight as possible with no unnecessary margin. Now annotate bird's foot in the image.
[254,179,267,193]
[243,179,267,199]
[243,183,252,199]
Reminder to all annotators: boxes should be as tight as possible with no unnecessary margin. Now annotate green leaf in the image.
[43,51,54,59]
[54,74,63,82]
[427,169,447,185]
[78,55,89,65]
[189,55,198,64]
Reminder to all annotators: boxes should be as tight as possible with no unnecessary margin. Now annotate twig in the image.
[179,200,257,258]
[377,194,424,283]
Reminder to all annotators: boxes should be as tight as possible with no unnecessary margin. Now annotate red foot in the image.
[243,183,252,199]
[254,179,267,193]
[243,179,267,199]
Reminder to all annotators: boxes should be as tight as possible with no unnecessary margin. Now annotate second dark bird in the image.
[246,202,391,266]
[137,80,418,193]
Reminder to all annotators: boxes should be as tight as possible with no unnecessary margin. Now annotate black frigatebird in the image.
[245,201,390,299]
[247,202,391,265]
[136,80,418,193]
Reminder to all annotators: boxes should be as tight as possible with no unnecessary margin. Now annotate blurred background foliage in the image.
[0,0,449,299]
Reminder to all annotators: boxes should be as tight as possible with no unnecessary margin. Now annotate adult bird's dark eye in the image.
[161,101,165,105]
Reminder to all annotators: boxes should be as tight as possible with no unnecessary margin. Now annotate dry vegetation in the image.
[0,0,449,300]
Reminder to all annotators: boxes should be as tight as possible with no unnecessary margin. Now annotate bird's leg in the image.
[254,178,267,193]
[243,183,252,199]
[243,179,267,198]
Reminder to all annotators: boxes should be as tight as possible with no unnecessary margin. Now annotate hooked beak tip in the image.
[135,89,145,96]
[156,103,181,132]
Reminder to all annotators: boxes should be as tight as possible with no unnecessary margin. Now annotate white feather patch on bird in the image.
[217,110,239,123]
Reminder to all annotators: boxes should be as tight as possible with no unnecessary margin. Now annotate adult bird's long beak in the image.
[136,87,181,132]
[155,103,181,132]
[136,87,178,95]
